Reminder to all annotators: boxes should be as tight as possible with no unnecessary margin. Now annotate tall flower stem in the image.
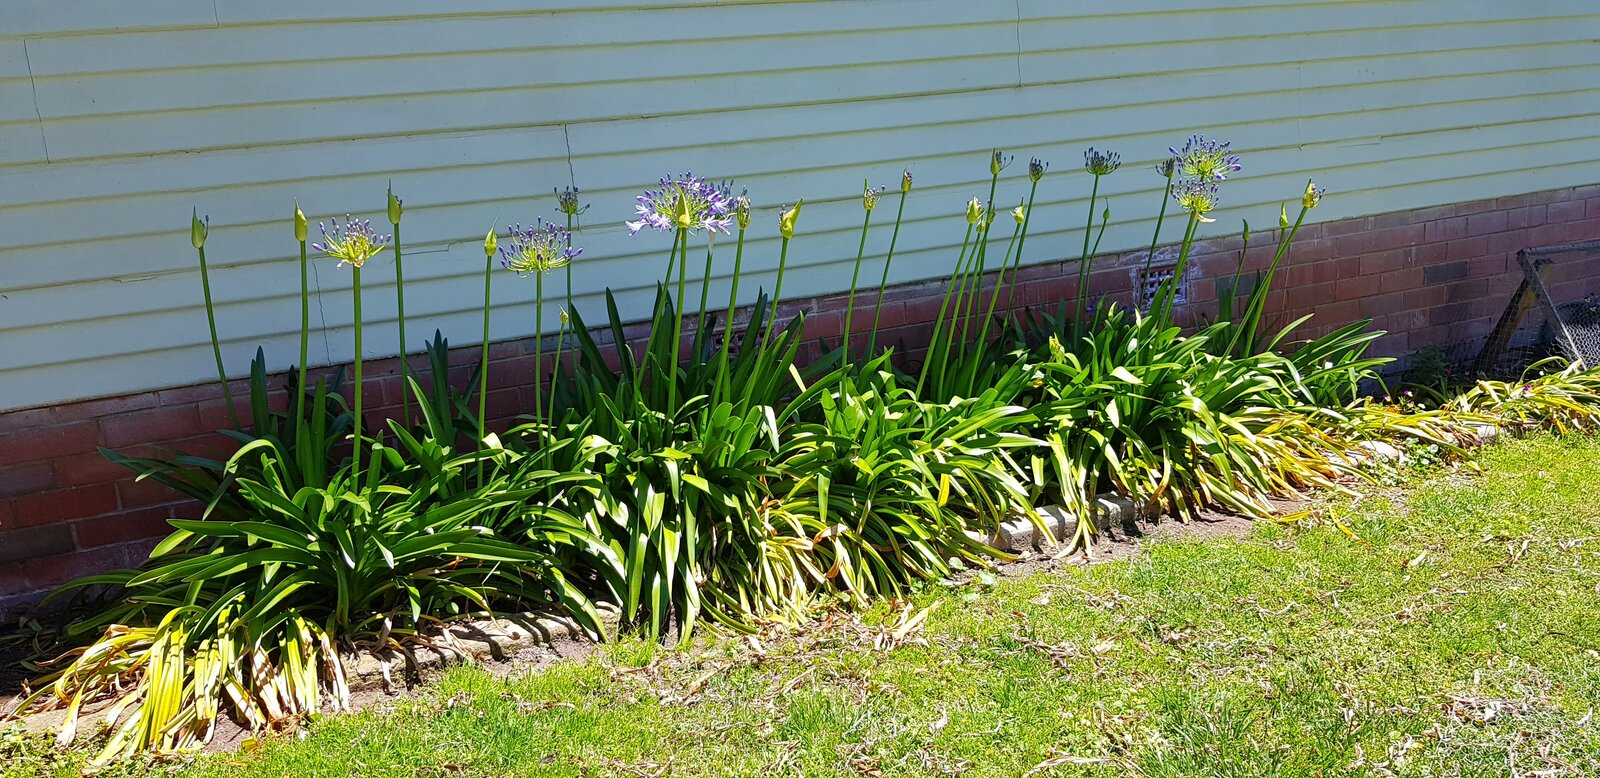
[977,220,1024,358]
[840,206,874,367]
[295,229,310,433]
[695,241,716,356]
[1140,173,1177,295]
[1153,215,1202,325]
[1075,174,1102,327]
[961,171,1003,337]
[940,231,986,393]
[534,269,546,428]
[477,235,495,484]
[548,313,566,429]
[1003,179,1041,312]
[715,223,748,407]
[762,238,793,349]
[1228,199,1310,356]
[350,266,365,481]
[914,224,974,397]
[193,232,240,429]
[668,229,690,413]
[867,189,909,357]
[392,222,410,425]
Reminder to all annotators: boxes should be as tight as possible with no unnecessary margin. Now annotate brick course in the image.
[1,183,1598,622]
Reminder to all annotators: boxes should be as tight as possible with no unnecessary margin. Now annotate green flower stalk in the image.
[1076,147,1121,329]
[867,170,912,357]
[293,203,310,434]
[915,204,977,397]
[387,183,411,425]
[191,210,240,429]
[500,221,581,428]
[763,200,803,348]
[1002,158,1046,312]
[1140,158,1179,296]
[694,239,716,364]
[670,227,689,413]
[556,186,587,391]
[978,200,1026,350]
[550,308,568,419]
[956,153,1007,351]
[716,194,752,406]
[840,180,884,366]
[1226,180,1322,356]
[627,174,735,413]
[556,186,587,309]
[477,227,497,483]
[313,215,390,480]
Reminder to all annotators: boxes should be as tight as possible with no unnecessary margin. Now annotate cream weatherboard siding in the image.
[0,0,1596,411]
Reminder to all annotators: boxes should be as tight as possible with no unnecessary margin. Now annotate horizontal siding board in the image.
[29,2,1014,76]
[1,1,1597,410]
[5,0,216,38]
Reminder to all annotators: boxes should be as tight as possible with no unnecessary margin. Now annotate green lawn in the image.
[12,435,1600,777]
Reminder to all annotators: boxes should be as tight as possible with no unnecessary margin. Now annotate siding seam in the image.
[21,38,50,163]
[1011,0,1024,87]
[562,123,577,192]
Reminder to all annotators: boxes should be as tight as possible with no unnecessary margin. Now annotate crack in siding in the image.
[21,39,50,163]
[1014,0,1024,88]
[561,122,579,202]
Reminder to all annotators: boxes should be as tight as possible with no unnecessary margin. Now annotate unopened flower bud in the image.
[1028,157,1047,183]
[901,169,913,193]
[484,227,498,258]
[863,181,884,212]
[294,203,307,242]
[1279,203,1289,228]
[191,209,208,250]
[735,193,751,230]
[1303,180,1325,209]
[387,182,403,226]
[779,199,803,239]
[990,149,1011,175]
[1012,202,1026,225]
[966,197,983,225]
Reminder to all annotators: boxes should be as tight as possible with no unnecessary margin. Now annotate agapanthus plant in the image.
[313,215,391,478]
[866,170,914,356]
[501,220,582,426]
[1141,157,1180,290]
[190,210,240,429]
[839,180,887,365]
[627,173,738,414]
[387,184,413,423]
[1074,147,1120,329]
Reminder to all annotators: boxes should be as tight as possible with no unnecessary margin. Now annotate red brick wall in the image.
[2,183,1597,622]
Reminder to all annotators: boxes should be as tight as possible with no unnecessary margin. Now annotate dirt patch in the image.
[997,504,1274,578]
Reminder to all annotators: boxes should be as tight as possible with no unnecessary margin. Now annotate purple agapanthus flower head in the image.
[312,215,391,269]
[500,219,582,276]
[626,172,736,236]
[555,186,589,217]
[1083,147,1121,176]
[1172,178,1221,222]
[1169,135,1243,182]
